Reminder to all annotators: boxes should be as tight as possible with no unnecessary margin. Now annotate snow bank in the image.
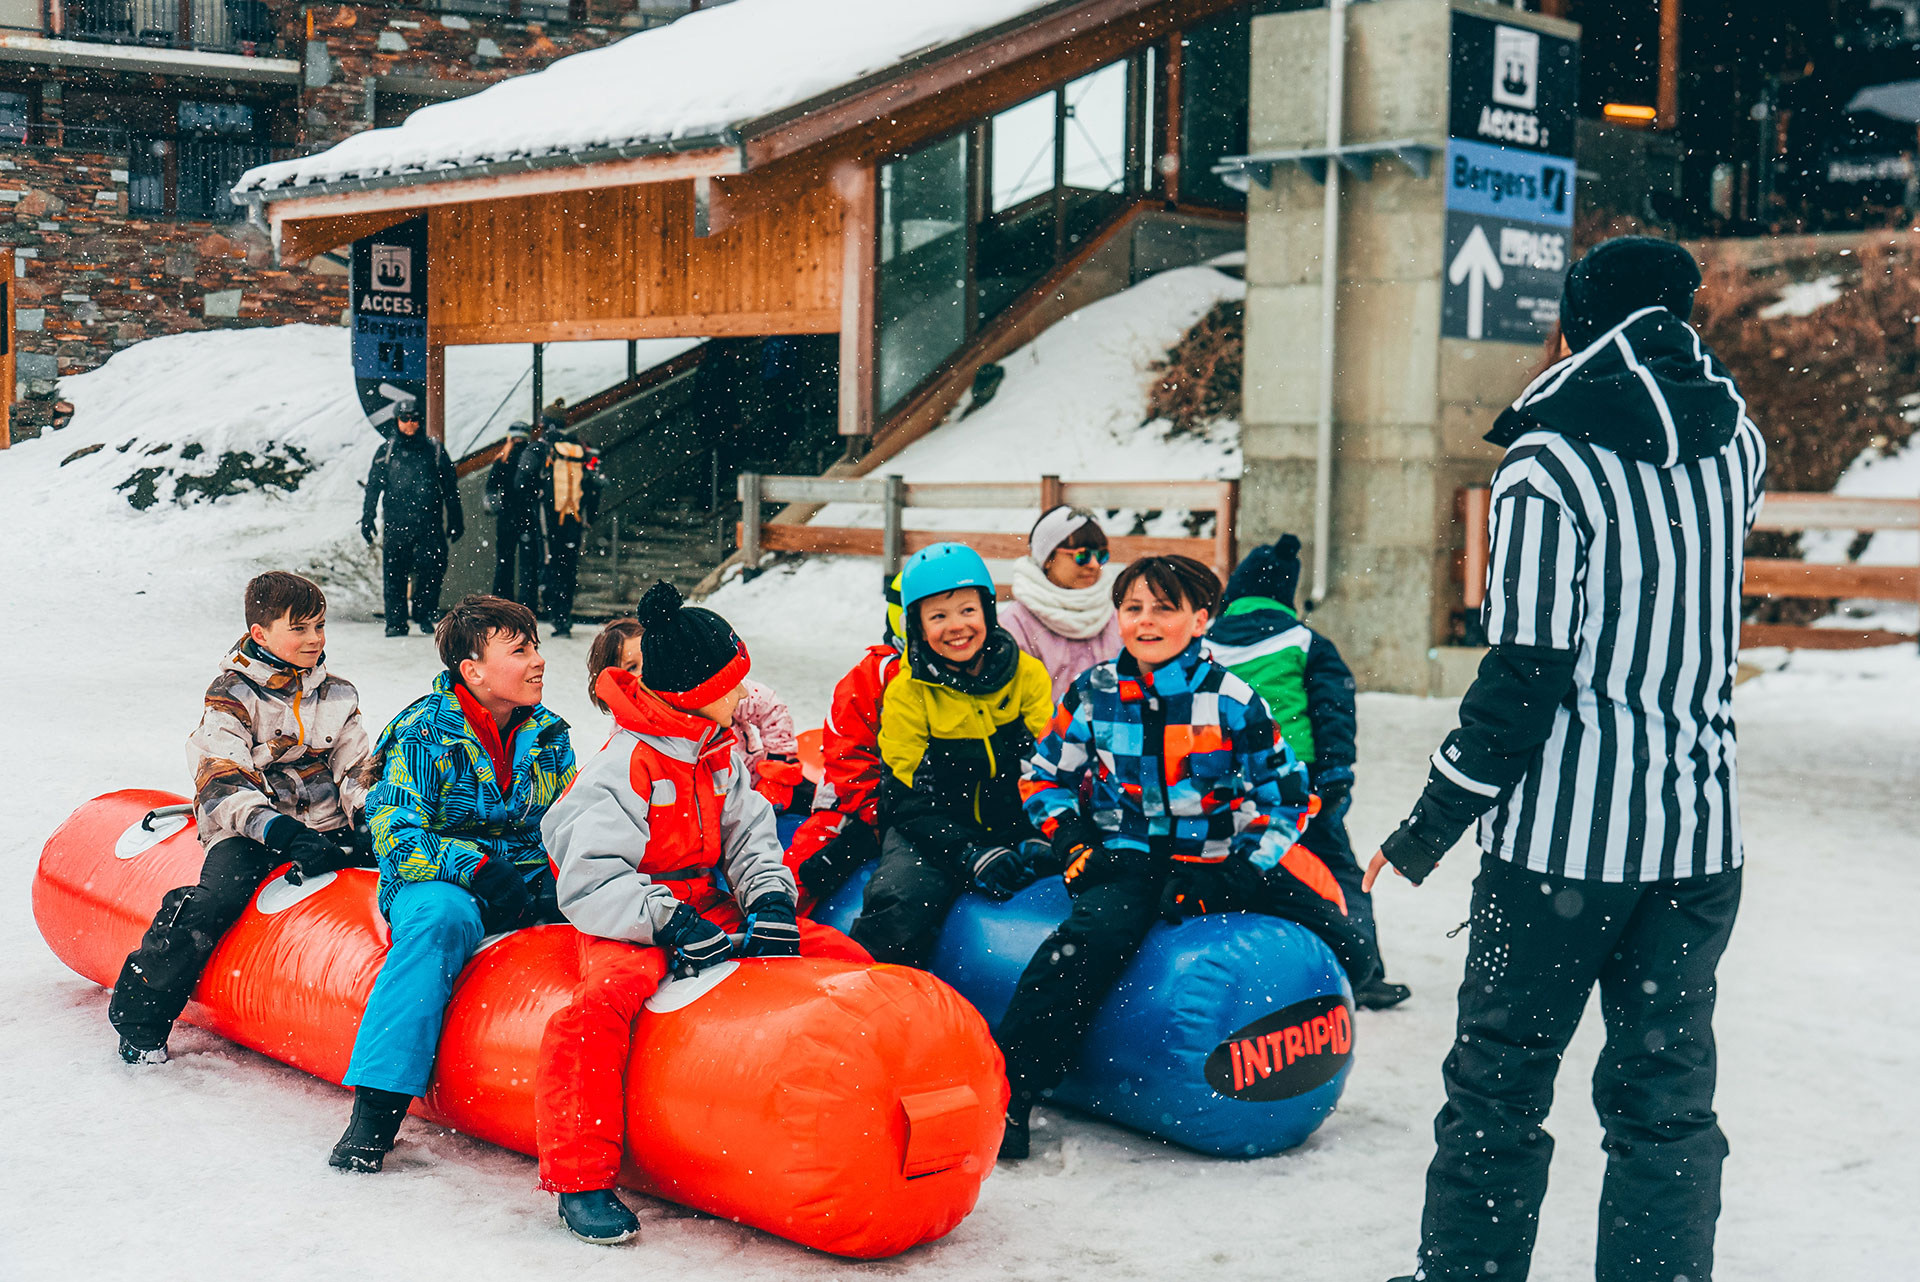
[1758,272,1844,319]
[236,0,1060,193]
[0,327,674,622]
[809,264,1244,563]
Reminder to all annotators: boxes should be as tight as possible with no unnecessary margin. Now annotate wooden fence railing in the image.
[1742,493,1920,650]
[737,474,1239,584]
[1458,488,1920,650]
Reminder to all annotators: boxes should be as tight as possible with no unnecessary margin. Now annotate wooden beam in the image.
[1,248,13,449]
[746,523,1229,577]
[267,145,742,230]
[1657,0,1681,131]
[1160,30,1183,203]
[430,309,840,346]
[1741,623,1916,650]
[425,341,446,443]
[273,207,415,265]
[1742,560,1918,600]
[1748,493,1920,532]
[836,161,876,438]
[740,0,1242,173]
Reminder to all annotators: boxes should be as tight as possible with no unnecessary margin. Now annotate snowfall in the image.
[1,273,1916,1281]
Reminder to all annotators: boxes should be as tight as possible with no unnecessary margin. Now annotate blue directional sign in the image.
[1444,138,1574,227]
[350,216,429,433]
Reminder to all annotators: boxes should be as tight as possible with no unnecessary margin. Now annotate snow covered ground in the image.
[0,529,1914,1278]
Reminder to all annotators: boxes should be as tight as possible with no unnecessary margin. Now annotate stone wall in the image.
[2,146,348,438]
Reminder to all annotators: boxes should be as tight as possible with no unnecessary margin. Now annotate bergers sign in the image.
[350,216,429,432]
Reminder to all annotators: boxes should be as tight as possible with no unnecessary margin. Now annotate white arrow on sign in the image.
[1448,223,1505,340]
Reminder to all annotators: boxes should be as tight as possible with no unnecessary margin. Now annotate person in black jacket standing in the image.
[1371,238,1766,1282]
[515,414,601,638]
[362,402,465,637]
[484,422,540,605]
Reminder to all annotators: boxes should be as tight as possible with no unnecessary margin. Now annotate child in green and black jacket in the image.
[1205,534,1409,1010]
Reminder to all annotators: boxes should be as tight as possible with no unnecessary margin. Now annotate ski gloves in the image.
[266,816,366,886]
[466,856,534,936]
[740,892,801,958]
[965,839,1053,902]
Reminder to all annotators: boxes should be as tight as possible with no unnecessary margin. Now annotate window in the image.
[1062,62,1127,194]
[991,92,1057,212]
[174,100,264,220]
[876,133,969,414]
[0,91,27,145]
[1178,9,1252,209]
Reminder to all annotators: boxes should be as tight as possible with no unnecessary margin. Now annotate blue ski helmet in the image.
[899,542,994,617]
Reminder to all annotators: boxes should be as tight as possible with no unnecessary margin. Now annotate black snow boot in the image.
[1355,976,1412,1010]
[117,1035,168,1066]
[998,1103,1032,1161]
[328,1086,411,1172]
[384,624,409,638]
[558,1190,641,1245]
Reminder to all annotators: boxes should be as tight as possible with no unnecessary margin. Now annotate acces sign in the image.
[1202,994,1354,1102]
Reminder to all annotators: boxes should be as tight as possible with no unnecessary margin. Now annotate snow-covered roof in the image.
[236,0,1063,198]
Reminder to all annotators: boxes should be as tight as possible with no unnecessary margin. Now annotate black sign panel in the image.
[1442,210,1566,343]
[350,215,428,434]
[1202,993,1354,1102]
[1448,12,1578,159]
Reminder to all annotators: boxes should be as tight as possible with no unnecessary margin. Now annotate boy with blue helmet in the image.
[846,544,1058,966]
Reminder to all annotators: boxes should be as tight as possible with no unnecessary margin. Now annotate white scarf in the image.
[1009,556,1116,640]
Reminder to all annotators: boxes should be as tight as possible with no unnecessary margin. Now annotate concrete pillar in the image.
[1240,0,1574,693]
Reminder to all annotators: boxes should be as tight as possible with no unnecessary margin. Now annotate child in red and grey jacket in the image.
[534,581,867,1246]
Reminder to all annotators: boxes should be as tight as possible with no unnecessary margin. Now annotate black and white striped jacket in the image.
[1384,307,1766,884]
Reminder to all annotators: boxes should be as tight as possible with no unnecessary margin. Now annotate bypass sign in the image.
[1442,212,1566,343]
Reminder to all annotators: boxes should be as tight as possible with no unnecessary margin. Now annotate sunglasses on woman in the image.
[1069,547,1111,567]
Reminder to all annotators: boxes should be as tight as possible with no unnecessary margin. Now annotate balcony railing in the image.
[61,0,278,56]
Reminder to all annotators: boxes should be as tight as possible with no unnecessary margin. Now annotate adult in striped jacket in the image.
[1371,238,1766,1282]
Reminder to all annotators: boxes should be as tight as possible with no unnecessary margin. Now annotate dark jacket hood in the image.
[1487,308,1747,466]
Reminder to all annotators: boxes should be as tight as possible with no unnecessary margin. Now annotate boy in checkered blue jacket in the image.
[995,555,1375,1160]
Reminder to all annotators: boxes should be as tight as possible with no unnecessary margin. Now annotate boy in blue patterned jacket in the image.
[998,556,1373,1160]
[328,594,575,1174]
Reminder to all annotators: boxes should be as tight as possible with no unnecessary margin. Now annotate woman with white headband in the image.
[1000,506,1122,700]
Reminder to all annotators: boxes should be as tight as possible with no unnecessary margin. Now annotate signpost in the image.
[350,216,429,434]
[1442,12,1578,344]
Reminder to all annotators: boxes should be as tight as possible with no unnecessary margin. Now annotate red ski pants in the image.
[534,912,870,1193]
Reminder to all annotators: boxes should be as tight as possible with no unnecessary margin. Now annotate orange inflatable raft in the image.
[35,790,1007,1258]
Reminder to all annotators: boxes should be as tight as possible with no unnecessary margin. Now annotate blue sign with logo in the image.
[1443,138,1574,227]
[350,215,428,433]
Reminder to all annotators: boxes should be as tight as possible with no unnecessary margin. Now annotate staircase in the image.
[573,499,729,617]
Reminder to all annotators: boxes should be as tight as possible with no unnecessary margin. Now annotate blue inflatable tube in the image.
[816,869,1354,1158]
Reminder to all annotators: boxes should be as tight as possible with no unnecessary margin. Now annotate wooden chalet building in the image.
[237,0,1271,462]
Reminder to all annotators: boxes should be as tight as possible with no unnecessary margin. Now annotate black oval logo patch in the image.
[1202,994,1355,1102]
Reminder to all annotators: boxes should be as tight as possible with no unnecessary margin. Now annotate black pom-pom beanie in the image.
[1561,236,1701,349]
[634,579,750,711]
[1223,533,1303,610]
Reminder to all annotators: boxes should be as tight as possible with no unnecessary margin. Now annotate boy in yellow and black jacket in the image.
[848,544,1056,966]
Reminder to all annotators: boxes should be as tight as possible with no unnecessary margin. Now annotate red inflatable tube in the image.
[34,791,1007,1258]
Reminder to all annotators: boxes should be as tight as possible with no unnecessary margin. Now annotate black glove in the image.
[1311,765,1354,814]
[796,818,877,901]
[966,842,1042,902]
[1050,819,1100,884]
[266,817,351,885]
[361,517,376,546]
[656,902,736,974]
[740,892,801,958]
[466,856,533,935]
[1158,860,1232,923]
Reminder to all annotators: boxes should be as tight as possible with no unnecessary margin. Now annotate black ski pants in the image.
[1417,856,1741,1282]
[847,828,967,968]
[108,836,295,1047]
[1298,797,1385,980]
[543,516,584,627]
[491,514,535,601]
[382,529,447,631]
[993,852,1375,1107]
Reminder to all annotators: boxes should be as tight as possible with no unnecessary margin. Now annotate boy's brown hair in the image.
[434,594,538,675]
[586,617,645,712]
[1111,555,1220,615]
[245,572,326,629]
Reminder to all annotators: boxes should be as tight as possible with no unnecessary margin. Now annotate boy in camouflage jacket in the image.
[109,572,371,1063]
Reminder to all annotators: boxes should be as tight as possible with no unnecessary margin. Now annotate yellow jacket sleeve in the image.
[1015,652,1056,740]
[877,670,930,790]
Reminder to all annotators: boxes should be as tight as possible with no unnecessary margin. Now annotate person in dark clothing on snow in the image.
[515,414,602,638]
[1371,237,1765,1282]
[484,422,541,605]
[1206,533,1409,1010]
[362,401,464,636]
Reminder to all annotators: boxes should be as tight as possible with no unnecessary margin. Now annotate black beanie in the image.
[634,579,750,711]
[1223,534,1303,610]
[1560,236,1701,350]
